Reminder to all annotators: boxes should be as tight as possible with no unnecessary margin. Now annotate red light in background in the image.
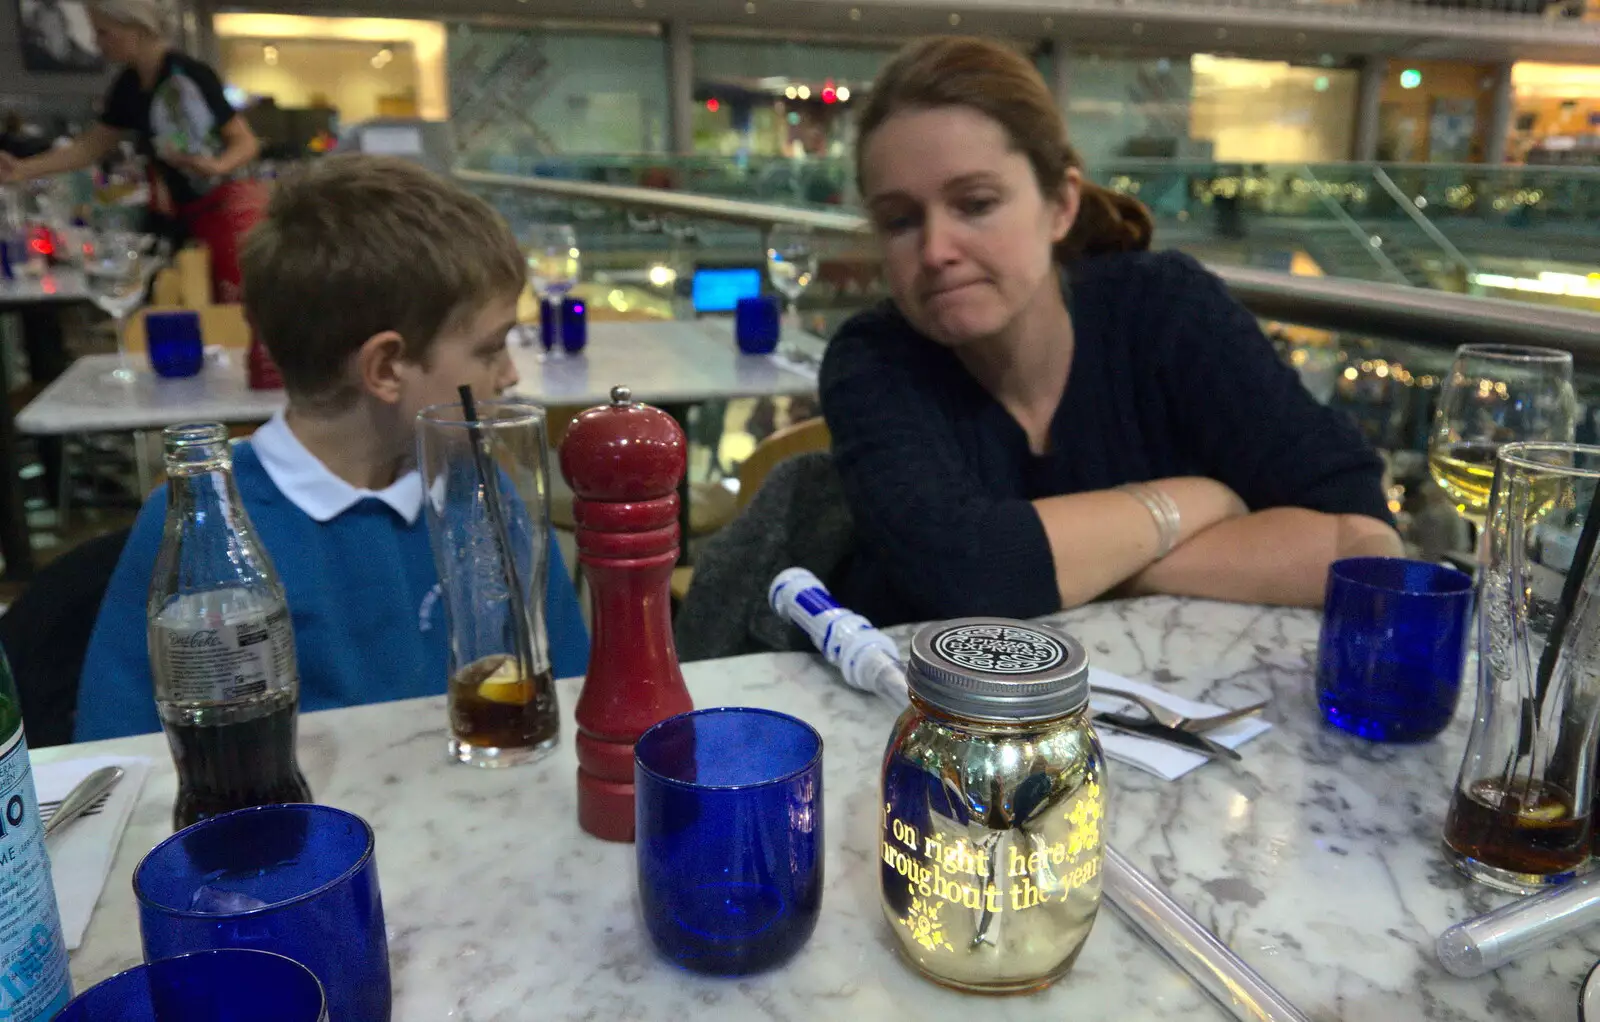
[821,87,836,104]
[706,98,720,112]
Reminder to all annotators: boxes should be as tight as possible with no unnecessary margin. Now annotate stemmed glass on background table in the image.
[1427,344,1576,548]
[765,226,816,357]
[79,230,163,385]
[524,223,580,357]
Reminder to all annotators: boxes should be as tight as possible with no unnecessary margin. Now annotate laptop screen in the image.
[692,267,763,314]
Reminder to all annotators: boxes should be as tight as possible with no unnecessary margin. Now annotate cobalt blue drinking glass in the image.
[1316,556,1474,743]
[58,949,326,1022]
[734,295,781,355]
[133,804,390,1022]
[560,296,588,354]
[635,707,824,975]
[145,310,204,378]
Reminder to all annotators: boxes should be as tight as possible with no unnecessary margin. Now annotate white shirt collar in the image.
[250,411,423,525]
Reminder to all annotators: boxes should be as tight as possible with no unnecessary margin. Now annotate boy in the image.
[76,154,588,741]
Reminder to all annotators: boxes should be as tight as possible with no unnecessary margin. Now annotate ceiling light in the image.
[849,7,861,19]
[836,85,850,101]
[797,85,811,99]
[948,12,961,26]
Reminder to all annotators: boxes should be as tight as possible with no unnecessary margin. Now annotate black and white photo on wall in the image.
[16,0,103,72]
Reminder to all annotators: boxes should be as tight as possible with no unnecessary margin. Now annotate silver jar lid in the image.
[908,618,1089,723]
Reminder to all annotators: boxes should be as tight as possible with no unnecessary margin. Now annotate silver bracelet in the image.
[1119,483,1181,559]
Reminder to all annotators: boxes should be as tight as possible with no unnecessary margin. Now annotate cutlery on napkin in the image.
[1088,668,1270,781]
[35,755,153,950]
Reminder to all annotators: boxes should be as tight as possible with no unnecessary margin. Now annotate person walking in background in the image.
[0,0,262,303]
[821,37,1401,628]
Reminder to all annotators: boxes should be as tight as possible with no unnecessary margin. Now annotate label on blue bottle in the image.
[0,729,72,1021]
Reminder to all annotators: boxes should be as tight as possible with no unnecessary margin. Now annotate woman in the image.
[0,0,262,303]
[822,37,1401,628]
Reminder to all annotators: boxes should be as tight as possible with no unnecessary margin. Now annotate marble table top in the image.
[16,353,285,436]
[0,269,89,306]
[47,596,1592,1021]
[508,318,819,410]
[18,320,820,435]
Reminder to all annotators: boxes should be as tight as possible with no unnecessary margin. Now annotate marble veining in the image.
[46,596,1593,1020]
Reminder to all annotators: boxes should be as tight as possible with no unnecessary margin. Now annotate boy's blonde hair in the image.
[240,154,524,409]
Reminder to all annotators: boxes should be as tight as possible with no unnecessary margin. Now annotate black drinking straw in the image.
[457,385,535,676]
[1532,473,1600,712]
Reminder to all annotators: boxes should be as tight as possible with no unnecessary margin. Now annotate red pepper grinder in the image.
[559,385,694,842]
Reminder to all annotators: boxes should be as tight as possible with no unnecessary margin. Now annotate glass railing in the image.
[463,153,1600,302]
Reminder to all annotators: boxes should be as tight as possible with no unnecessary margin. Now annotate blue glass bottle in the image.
[0,650,73,1019]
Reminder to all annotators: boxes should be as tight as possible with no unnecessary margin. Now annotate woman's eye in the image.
[957,195,998,217]
[878,212,918,234]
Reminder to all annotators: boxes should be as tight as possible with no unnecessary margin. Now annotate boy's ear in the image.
[354,330,407,405]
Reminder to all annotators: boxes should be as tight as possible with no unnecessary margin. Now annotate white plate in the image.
[1582,960,1600,1021]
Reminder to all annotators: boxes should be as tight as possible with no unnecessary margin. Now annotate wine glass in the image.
[766,227,816,339]
[1428,344,1576,534]
[81,230,161,384]
[524,224,580,356]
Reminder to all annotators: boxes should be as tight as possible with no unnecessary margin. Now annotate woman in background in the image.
[0,0,261,303]
[821,37,1401,627]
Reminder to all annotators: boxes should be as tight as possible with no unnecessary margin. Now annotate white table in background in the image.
[17,320,822,436]
[0,269,90,306]
[53,596,1586,1020]
[510,318,819,408]
[16,353,284,436]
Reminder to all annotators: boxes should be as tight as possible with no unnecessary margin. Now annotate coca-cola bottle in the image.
[149,423,311,830]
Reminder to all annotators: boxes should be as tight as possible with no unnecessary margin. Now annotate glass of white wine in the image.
[1428,344,1576,533]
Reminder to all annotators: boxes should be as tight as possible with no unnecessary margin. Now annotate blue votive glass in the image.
[1316,556,1474,743]
[134,804,390,1022]
[561,295,587,354]
[734,295,781,355]
[145,310,204,378]
[635,707,824,975]
[58,949,326,1022]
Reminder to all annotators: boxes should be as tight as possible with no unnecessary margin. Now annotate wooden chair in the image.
[670,417,832,602]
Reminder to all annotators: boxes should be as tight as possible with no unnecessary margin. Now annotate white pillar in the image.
[1484,62,1514,165]
[667,20,695,156]
[1353,56,1386,162]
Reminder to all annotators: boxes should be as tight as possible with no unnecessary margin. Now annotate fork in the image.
[1091,682,1268,734]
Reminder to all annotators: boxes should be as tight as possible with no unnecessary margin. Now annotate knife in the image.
[1093,713,1242,762]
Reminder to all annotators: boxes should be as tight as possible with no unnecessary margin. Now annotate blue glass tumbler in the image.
[133,804,390,1022]
[539,297,558,354]
[560,296,587,354]
[145,310,204,378]
[635,707,824,975]
[58,949,326,1022]
[1316,557,1474,742]
[734,296,781,355]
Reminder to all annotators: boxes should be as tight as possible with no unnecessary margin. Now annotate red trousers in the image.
[177,179,267,304]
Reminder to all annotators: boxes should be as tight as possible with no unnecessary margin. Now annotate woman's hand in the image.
[0,153,23,184]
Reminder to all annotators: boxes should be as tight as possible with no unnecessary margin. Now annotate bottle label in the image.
[794,588,839,617]
[0,730,73,1021]
[157,607,296,704]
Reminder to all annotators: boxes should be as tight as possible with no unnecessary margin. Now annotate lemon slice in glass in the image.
[477,658,533,706]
